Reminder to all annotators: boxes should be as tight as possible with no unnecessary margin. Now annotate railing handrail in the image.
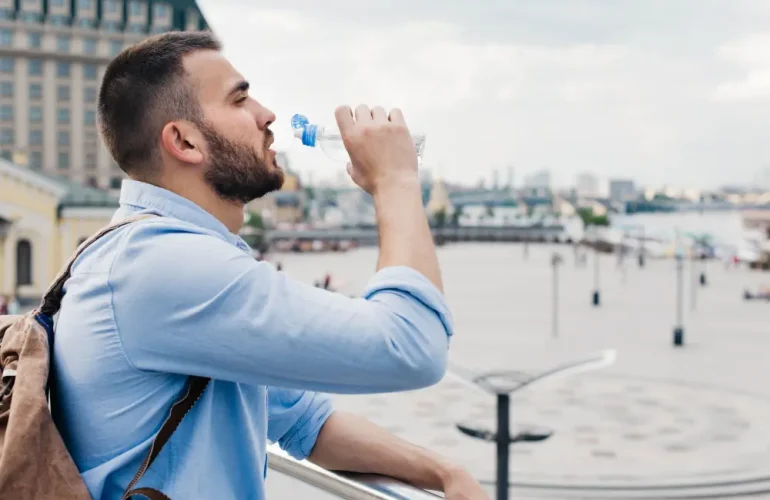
[267,444,443,500]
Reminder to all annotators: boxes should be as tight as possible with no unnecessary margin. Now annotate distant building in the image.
[0,0,208,191]
[609,179,636,202]
[576,172,600,198]
[524,169,551,190]
[0,158,118,304]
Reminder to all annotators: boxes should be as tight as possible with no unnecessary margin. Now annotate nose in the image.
[255,102,276,130]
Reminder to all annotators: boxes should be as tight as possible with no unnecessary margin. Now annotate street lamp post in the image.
[674,253,685,346]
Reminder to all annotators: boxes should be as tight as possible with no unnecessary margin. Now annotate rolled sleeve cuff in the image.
[281,394,335,460]
[362,266,454,338]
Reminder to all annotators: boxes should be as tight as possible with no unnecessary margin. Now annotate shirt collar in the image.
[118,179,250,251]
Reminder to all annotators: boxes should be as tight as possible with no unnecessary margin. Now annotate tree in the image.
[578,207,609,228]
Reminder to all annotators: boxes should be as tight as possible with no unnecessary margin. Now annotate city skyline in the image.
[200,0,770,190]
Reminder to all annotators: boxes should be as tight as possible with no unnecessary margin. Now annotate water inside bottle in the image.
[319,132,426,164]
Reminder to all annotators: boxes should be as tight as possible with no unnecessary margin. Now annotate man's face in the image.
[183,50,284,204]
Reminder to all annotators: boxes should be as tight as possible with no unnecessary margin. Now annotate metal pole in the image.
[690,248,696,311]
[496,393,511,500]
[639,226,646,268]
[674,255,684,346]
[592,245,600,306]
[552,255,559,338]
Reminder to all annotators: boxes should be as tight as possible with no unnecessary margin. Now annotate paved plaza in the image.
[267,243,770,498]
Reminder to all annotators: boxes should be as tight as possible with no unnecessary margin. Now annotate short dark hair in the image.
[98,31,221,176]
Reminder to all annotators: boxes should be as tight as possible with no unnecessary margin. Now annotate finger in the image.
[334,106,355,135]
[371,106,387,123]
[355,104,372,124]
[388,108,406,125]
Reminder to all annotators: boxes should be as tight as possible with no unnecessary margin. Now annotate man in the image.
[51,31,488,499]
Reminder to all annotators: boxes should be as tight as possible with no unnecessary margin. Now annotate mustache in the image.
[264,129,274,149]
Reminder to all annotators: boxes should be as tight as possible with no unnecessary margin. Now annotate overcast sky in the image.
[199,0,770,190]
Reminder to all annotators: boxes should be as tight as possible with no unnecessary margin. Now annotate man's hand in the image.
[334,105,418,196]
[442,467,490,500]
[335,104,443,291]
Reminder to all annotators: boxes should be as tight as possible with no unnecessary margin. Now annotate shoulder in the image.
[107,217,268,308]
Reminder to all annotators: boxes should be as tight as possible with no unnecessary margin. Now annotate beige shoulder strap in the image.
[39,214,158,316]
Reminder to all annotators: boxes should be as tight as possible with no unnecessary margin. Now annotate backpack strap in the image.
[38,213,158,317]
[122,376,210,500]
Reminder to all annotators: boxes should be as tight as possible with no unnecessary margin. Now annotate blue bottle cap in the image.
[291,114,317,147]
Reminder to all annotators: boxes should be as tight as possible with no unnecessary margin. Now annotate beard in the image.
[199,121,285,204]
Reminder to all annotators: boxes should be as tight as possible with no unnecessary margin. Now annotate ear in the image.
[160,120,205,165]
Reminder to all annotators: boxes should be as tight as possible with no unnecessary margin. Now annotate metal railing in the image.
[267,444,443,500]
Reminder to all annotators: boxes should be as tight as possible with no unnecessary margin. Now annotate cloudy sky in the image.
[199,0,770,190]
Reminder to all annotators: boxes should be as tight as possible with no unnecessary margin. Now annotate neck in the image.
[145,173,245,234]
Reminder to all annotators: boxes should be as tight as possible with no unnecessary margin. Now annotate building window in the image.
[0,149,10,160]
[56,35,70,52]
[109,40,122,56]
[0,10,13,20]
[0,104,12,121]
[103,0,118,13]
[83,64,97,80]
[58,152,69,169]
[51,0,66,6]
[153,3,168,18]
[19,12,42,23]
[57,107,70,124]
[29,129,42,145]
[50,15,70,26]
[0,128,12,145]
[28,59,43,76]
[84,110,96,126]
[16,240,33,287]
[85,153,96,170]
[78,0,92,9]
[29,151,42,168]
[57,85,70,101]
[78,18,93,28]
[129,24,145,33]
[110,176,122,189]
[130,0,142,16]
[57,130,70,145]
[56,62,71,78]
[0,57,14,74]
[28,32,42,49]
[0,82,12,97]
[0,29,13,47]
[83,38,97,54]
[29,84,42,100]
[84,87,97,102]
[29,106,42,122]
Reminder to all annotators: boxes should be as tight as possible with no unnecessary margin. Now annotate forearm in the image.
[307,411,460,491]
[373,180,444,292]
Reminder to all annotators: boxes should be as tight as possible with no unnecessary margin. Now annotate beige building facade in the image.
[0,0,207,191]
[0,157,117,305]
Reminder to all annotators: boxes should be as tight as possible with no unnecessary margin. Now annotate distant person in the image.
[7,295,19,314]
[0,295,7,315]
[275,262,282,271]
[51,32,485,500]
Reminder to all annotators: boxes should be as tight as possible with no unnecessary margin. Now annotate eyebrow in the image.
[227,80,250,98]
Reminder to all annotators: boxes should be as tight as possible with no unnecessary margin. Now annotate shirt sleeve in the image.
[110,219,453,393]
[267,388,334,460]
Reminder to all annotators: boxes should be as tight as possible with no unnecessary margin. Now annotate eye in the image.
[235,95,248,104]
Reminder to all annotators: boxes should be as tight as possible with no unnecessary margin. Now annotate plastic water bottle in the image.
[291,114,426,163]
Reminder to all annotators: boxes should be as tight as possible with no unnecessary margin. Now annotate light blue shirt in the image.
[51,180,453,500]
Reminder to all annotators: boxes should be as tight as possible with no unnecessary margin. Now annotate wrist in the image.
[371,175,421,199]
